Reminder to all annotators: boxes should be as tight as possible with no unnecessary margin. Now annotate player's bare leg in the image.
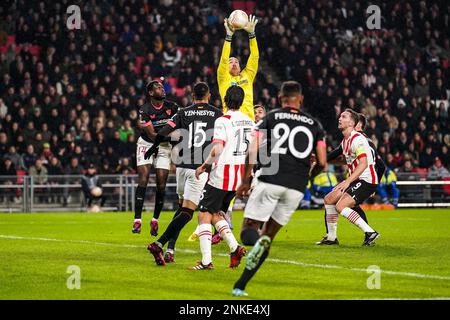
[233,218,281,296]
[150,168,169,236]
[211,213,246,268]
[133,164,151,234]
[336,193,380,246]
[211,197,236,245]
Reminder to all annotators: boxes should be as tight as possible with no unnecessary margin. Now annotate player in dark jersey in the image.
[143,82,223,265]
[232,81,327,296]
[132,80,179,235]
[316,112,386,245]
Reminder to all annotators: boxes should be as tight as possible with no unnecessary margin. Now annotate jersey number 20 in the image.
[272,123,314,159]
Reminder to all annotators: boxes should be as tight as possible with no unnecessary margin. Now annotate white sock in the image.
[134,218,141,222]
[215,219,238,253]
[193,225,200,236]
[340,207,375,233]
[325,204,338,241]
[198,224,212,265]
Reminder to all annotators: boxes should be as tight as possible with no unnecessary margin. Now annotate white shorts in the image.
[176,167,208,205]
[244,181,304,226]
[136,137,172,170]
[250,168,261,189]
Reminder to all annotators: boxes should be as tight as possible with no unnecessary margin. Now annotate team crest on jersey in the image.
[150,114,156,119]
[166,109,172,116]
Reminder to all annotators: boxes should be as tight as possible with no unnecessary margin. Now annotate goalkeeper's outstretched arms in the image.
[242,14,259,81]
[217,18,234,86]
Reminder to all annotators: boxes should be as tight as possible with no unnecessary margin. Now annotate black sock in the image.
[172,205,182,220]
[134,186,147,219]
[240,228,260,246]
[157,207,194,247]
[168,228,182,251]
[353,206,368,223]
[324,209,328,233]
[234,249,270,290]
[167,206,183,250]
[153,189,165,219]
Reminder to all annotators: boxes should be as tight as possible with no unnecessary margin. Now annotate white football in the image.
[91,186,102,197]
[228,10,248,30]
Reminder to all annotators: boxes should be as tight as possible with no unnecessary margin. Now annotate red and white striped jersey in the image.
[341,130,378,184]
[208,111,254,191]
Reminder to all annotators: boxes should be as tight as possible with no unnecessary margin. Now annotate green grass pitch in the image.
[0,209,449,300]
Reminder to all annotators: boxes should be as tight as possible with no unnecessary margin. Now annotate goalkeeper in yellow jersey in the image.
[218,15,259,120]
[212,15,259,243]
[186,15,259,243]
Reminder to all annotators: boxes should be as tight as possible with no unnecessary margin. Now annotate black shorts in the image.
[345,179,377,205]
[198,184,235,214]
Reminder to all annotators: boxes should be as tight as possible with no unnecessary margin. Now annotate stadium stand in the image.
[0,0,449,208]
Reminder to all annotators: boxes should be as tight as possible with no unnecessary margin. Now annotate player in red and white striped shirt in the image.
[323,109,380,246]
[192,86,253,270]
[207,110,254,192]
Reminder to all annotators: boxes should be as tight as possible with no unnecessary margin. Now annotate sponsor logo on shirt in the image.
[230,79,248,86]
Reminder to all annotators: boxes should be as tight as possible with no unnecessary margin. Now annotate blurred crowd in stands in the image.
[0,0,449,184]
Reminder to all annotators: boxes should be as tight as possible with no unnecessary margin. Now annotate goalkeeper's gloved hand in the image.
[224,18,235,37]
[144,145,159,160]
[243,14,258,34]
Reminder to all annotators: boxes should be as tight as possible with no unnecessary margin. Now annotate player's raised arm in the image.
[242,15,259,80]
[217,19,234,84]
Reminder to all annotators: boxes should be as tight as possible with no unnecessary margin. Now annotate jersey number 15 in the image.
[233,127,251,156]
[188,122,207,148]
